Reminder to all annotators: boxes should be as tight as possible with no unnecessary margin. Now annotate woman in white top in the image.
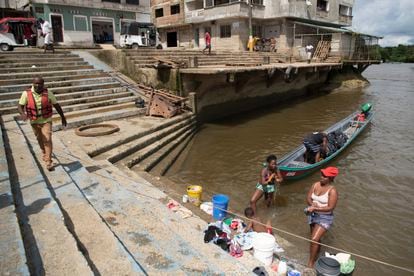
[305,166,339,268]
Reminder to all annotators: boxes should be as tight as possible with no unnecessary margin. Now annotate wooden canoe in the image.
[278,108,374,180]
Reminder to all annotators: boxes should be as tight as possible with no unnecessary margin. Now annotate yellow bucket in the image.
[187,185,202,206]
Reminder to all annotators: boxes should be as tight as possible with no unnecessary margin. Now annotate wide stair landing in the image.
[0,114,261,275]
[0,50,145,131]
[123,48,293,68]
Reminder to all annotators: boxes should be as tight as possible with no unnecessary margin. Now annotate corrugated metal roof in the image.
[293,21,382,38]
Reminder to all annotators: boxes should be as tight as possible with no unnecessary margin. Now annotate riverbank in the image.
[54,114,312,275]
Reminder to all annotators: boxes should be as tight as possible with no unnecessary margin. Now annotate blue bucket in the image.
[212,194,229,220]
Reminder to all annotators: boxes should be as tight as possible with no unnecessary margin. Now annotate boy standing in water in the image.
[244,207,272,234]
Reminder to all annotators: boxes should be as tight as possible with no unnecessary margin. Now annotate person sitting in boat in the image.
[249,155,283,214]
[305,166,339,268]
[244,207,273,234]
[303,132,328,164]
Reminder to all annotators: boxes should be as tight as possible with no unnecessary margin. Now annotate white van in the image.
[120,22,157,49]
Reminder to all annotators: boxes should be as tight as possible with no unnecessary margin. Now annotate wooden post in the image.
[189,92,197,114]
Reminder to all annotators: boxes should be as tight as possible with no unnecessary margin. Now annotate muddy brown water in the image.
[168,63,414,275]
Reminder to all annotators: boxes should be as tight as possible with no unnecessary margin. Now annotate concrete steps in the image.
[0,82,123,101]
[48,134,259,274]
[0,77,116,93]
[52,102,138,123]
[0,61,88,69]
[139,126,196,173]
[124,121,196,169]
[0,120,29,276]
[151,129,197,177]
[0,71,107,86]
[52,106,145,131]
[2,118,92,275]
[0,69,104,80]
[0,49,146,132]
[18,122,146,275]
[0,64,94,74]
[100,115,195,163]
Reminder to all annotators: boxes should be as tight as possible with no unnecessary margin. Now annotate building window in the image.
[102,0,121,3]
[35,6,44,14]
[252,25,262,37]
[126,0,139,4]
[155,8,164,18]
[171,4,180,15]
[220,25,231,38]
[205,0,214,7]
[251,0,263,5]
[339,5,352,16]
[74,16,88,31]
[317,0,329,11]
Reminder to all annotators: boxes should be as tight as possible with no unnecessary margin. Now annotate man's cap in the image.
[321,167,339,177]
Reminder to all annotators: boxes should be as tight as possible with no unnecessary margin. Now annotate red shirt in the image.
[205,32,211,45]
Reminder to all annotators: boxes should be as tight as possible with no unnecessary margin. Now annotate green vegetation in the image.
[379,45,414,63]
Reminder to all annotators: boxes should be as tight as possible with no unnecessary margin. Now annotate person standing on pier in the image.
[305,43,314,63]
[202,31,211,55]
[38,18,54,53]
[305,167,339,268]
[250,155,283,214]
[17,77,67,171]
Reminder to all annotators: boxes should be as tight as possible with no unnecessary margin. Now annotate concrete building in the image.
[14,0,151,46]
[1,0,29,17]
[153,0,358,52]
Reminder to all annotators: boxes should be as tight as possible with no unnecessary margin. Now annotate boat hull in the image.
[278,110,374,180]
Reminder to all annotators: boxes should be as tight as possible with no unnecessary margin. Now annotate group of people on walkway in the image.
[246,154,339,268]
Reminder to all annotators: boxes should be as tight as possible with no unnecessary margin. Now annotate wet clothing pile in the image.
[203,219,245,253]
[204,224,231,251]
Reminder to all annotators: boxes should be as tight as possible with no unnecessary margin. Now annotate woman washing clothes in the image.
[305,167,339,268]
[250,155,283,214]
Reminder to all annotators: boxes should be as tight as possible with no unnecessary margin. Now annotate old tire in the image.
[75,124,120,137]
[131,43,139,50]
[0,43,11,51]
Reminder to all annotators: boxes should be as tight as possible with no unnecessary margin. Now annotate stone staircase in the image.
[123,48,291,68]
[0,50,145,131]
[89,113,198,177]
[0,114,262,275]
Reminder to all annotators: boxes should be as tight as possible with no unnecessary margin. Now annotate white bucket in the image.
[253,233,276,266]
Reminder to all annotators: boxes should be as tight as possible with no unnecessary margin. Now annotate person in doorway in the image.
[250,155,283,214]
[17,77,67,171]
[38,18,54,53]
[305,43,314,63]
[202,31,211,55]
[305,167,339,268]
[244,207,273,234]
[303,132,328,164]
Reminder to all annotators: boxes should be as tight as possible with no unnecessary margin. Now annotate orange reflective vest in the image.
[26,89,53,120]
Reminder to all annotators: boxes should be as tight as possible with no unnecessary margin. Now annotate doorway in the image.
[167,31,177,47]
[51,15,63,42]
[194,28,199,48]
[91,19,114,44]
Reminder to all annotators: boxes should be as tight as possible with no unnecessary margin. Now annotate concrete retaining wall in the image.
[181,67,330,120]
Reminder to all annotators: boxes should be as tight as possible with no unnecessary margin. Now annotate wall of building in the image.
[30,2,150,46]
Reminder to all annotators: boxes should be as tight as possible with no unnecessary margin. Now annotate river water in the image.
[168,63,414,275]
